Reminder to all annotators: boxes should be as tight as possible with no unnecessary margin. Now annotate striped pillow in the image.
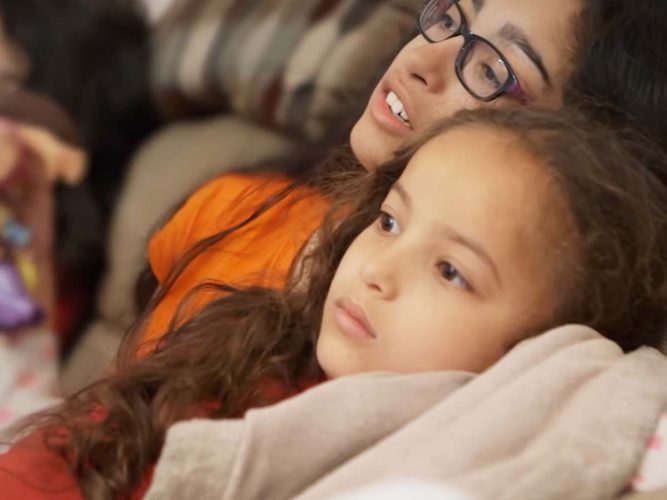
[151,0,422,142]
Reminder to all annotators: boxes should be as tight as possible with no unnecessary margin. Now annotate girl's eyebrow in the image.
[439,226,502,287]
[390,183,501,287]
[498,23,552,87]
[391,182,411,209]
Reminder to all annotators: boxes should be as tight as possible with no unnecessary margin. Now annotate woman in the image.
[139,0,629,345]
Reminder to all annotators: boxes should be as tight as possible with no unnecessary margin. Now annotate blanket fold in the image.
[146,325,667,500]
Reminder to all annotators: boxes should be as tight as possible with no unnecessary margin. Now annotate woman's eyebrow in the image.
[471,0,485,14]
[498,23,552,87]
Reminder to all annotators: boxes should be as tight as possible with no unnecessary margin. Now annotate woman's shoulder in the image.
[163,172,320,236]
[148,171,329,283]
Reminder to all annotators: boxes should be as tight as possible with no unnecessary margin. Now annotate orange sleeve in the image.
[148,174,269,284]
[143,172,331,343]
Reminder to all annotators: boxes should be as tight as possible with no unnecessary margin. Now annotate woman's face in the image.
[317,126,572,378]
[350,0,582,169]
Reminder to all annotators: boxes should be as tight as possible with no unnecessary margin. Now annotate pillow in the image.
[151,0,422,142]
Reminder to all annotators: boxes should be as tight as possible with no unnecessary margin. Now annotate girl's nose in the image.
[359,249,400,300]
[404,35,463,94]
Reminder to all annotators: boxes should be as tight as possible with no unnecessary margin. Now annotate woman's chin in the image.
[350,115,399,172]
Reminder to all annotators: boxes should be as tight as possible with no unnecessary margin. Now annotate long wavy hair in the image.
[18,107,667,499]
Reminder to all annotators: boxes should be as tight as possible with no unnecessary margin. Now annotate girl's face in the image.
[350,0,582,169]
[317,126,571,378]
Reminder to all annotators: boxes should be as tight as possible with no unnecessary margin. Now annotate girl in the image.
[133,0,667,352]
[3,107,667,499]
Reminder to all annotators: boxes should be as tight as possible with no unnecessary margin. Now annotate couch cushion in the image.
[151,0,422,141]
[97,115,296,327]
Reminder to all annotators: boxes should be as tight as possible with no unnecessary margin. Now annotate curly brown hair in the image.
[15,107,667,499]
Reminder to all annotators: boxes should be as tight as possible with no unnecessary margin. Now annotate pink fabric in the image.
[633,411,667,492]
[0,329,61,448]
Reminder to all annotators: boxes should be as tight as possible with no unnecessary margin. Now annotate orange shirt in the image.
[144,173,331,342]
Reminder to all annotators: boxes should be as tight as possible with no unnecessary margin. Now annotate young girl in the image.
[3,107,667,499]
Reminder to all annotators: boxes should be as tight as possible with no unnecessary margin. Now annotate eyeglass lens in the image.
[420,0,511,99]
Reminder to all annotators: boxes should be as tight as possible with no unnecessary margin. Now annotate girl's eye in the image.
[438,261,471,290]
[377,211,399,234]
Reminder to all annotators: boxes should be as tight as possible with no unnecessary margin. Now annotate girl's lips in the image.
[334,298,377,340]
[369,85,413,136]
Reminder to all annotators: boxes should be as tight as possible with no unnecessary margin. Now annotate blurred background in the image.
[0,0,422,428]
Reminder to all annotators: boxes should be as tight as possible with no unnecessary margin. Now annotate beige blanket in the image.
[145,325,667,500]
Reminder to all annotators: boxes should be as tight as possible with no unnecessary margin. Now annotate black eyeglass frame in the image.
[417,0,526,103]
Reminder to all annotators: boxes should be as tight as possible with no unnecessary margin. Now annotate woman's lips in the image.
[369,84,413,136]
[334,297,377,340]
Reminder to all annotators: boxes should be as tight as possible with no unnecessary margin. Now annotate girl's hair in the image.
[20,107,667,499]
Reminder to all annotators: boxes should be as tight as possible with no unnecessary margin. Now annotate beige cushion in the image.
[62,116,294,393]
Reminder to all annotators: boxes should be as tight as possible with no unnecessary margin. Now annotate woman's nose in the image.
[404,35,463,94]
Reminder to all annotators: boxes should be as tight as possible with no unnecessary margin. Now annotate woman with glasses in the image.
[139,0,582,342]
[134,0,667,349]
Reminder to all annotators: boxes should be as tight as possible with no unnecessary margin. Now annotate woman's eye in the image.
[377,211,399,234]
[480,62,502,89]
[440,13,457,32]
[438,261,470,290]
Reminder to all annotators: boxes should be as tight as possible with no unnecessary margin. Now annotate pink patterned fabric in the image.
[0,329,61,451]
[633,412,667,492]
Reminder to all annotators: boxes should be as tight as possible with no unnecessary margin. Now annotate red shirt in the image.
[0,431,151,500]
[0,380,321,498]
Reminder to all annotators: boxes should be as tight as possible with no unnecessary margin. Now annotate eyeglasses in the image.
[418,0,528,103]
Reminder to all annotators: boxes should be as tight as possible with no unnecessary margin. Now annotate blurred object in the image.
[12,125,86,185]
[0,0,157,348]
[63,0,424,393]
[0,86,80,146]
[0,113,87,187]
[0,259,42,331]
[0,329,61,446]
[0,10,29,84]
[141,0,177,23]
[152,0,419,142]
[0,115,87,333]
[0,0,154,157]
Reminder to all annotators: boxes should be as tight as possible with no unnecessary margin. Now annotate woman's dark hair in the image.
[15,107,667,499]
[565,0,667,160]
